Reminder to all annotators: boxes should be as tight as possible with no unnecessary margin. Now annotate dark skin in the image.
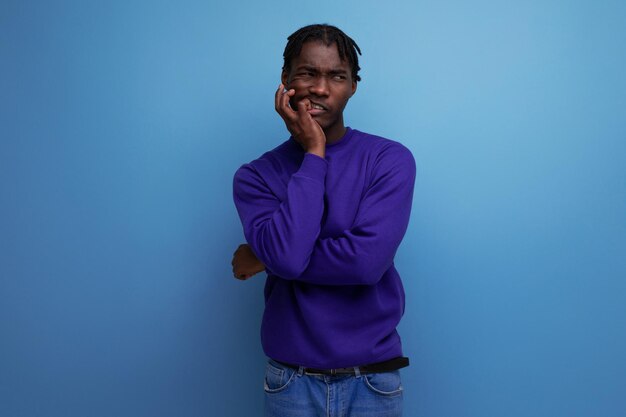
[232,41,357,280]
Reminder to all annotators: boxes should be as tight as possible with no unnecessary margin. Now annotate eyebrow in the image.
[296,65,348,75]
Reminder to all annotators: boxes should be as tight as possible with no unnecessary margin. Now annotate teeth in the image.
[312,103,324,110]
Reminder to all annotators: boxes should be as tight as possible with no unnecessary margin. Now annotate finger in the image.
[274,83,284,112]
[297,98,310,114]
[281,90,297,121]
[275,84,289,113]
[296,98,314,123]
[233,268,248,280]
[283,88,295,108]
[277,88,297,122]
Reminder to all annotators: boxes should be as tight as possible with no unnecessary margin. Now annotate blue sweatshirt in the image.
[233,127,416,369]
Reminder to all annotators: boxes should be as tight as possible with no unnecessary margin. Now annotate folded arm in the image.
[233,153,328,279]
[293,146,416,285]
[234,145,415,285]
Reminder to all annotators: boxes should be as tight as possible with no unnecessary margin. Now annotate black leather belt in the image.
[276,356,409,376]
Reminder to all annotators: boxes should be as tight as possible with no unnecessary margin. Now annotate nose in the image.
[309,75,330,96]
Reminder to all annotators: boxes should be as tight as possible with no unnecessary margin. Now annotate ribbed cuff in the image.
[296,153,328,182]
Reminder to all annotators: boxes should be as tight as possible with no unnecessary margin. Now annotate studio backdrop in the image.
[1,0,625,416]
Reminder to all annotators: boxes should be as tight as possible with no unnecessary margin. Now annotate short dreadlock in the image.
[282,24,362,83]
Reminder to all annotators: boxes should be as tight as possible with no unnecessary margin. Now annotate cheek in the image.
[287,80,309,91]
[335,92,352,109]
[286,84,309,107]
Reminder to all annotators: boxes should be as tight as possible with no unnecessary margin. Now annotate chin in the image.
[315,119,332,131]
[317,117,337,130]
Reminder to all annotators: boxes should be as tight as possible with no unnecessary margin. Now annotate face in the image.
[282,41,357,142]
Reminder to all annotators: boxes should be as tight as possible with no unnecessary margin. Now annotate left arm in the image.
[292,145,416,285]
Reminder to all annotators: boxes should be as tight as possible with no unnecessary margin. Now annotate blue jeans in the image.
[264,359,403,417]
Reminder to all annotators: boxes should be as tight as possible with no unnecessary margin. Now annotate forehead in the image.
[290,41,350,71]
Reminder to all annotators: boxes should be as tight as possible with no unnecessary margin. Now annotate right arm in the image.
[233,154,327,278]
[232,84,328,278]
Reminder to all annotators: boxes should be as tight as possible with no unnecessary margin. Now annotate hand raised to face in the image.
[274,83,326,158]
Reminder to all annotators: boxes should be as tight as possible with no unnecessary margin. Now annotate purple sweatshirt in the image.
[233,127,416,369]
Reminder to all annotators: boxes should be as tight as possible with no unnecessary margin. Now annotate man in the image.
[231,24,415,417]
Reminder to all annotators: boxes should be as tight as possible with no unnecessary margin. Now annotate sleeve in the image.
[290,145,416,286]
[233,153,328,279]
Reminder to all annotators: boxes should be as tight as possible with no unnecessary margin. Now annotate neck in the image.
[324,122,347,145]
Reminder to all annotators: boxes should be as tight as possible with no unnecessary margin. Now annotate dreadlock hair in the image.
[283,24,362,83]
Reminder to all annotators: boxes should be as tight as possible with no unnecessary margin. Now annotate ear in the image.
[350,80,357,97]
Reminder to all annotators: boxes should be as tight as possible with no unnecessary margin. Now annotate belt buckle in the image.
[304,367,337,376]
[304,368,325,376]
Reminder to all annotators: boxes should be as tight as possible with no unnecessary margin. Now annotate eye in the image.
[333,75,347,81]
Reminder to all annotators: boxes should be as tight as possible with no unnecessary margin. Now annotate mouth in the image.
[309,101,327,111]
[306,100,328,117]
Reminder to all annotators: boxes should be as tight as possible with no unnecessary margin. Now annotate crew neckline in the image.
[326,127,354,149]
[288,127,355,154]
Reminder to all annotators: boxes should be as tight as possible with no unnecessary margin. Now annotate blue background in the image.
[1,0,625,416]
